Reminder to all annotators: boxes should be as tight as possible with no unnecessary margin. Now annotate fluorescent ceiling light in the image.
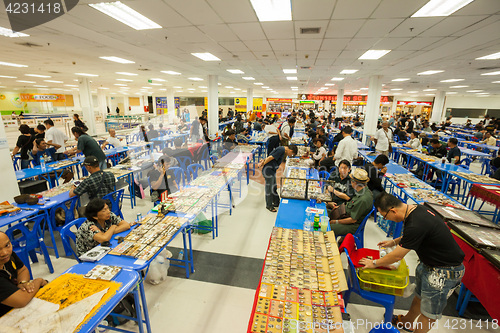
[188,77,203,81]
[440,79,464,82]
[227,69,244,74]
[446,92,457,94]
[0,75,16,78]
[150,78,166,82]
[225,86,234,88]
[33,85,48,87]
[467,90,483,92]
[161,71,181,75]
[352,90,361,92]
[360,88,369,90]
[425,94,435,96]
[286,77,298,81]
[100,56,135,64]
[116,79,133,83]
[290,86,298,89]
[423,89,437,91]
[150,83,162,86]
[0,26,29,37]
[242,77,255,80]
[340,69,358,74]
[477,92,489,95]
[391,88,403,91]
[331,77,344,81]
[234,88,241,91]
[250,0,292,22]
[229,91,235,94]
[65,84,78,87]
[254,82,264,85]
[481,71,500,76]
[99,87,110,89]
[187,88,195,91]
[141,87,152,89]
[116,72,138,76]
[359,50,391,60]
[173,86,183,88]
[450,85,468,88]
[476,51,500,60]
[191,52,221,61]
[0,61,27,67]
[417,70,444,75]
[283,69,297,74]
[25,74,51,78]
[392,78,409,82]
[412,0,474,17]
[89,1,161,30]
[159,88,167,91]
[381,90,389,93]
[262,86,269,89]
[75,73,98,77]
[324,83,335,86]
[114,84,127,86]
[44,80,63,83]
[198,86,207,88]
[408,91,419,93]
[16,80,36,83]
[493,81,500,83]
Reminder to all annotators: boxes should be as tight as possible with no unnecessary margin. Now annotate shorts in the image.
[414,262,465,320]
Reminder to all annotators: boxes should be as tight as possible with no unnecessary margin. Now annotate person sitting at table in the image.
[480,131,496,146]
[147,124,159,140]
[474,128,485,140]
[422,121,432,133]
[311,138,327,168]
[329,168,373,236]
[404,131,423,152]
[148,156,179,202]
[178,118,189,132]
[75,198,130,256]
[427,139,447,158]
[31,139,56,166]
[253,118,263,132]
[69,156,116,201]
[325,159,355,208]
[319,149,336,172]
[223,130,242,151]
[363,154,389,199]
[464,119,473,128]
[446,138,461,165]
[0,231,49,317]
[101,128,123,149]
[237,127,251,144]
[65,127,107,170]
[162,138,191,166]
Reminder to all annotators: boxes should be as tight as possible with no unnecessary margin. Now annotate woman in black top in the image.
[11,124,34,169]
[148,157,179,201]
[73,114,87,131]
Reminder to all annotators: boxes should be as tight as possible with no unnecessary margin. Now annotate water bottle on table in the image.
[40,156,46,171]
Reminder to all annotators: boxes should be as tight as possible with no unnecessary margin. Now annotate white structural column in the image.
[167,89,176,124]
[336,89,344,118]
[247,88,254,114]
[78,77,96,135]
[97,89,107,119]
[390,97,398,118]
[363,75,383,144]
[123,96,129,115]
[0,116,20,201]
[207,75,219,135]
[431,91,446,124]
[324,100,330,111]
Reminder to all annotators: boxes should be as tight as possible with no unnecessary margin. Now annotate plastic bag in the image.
[146,249,172,285]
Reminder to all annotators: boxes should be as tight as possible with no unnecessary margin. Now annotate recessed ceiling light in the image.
[340,69,358,74]
[188,77,203,81]
[16,80,36,83]
[477,92,489,95]
[250,0,292,22]
[481,71,500,76]
[191,52,221,61]
[65,84,78,87]
[266,88,273,91]
[0,61,27,67]
[324,83,335,86]
[358,50,391,60]
[392,78,410,82]
[360,88,369,90]
[89,1,161,30]
[99,87,110,89]
[187,88,195,90]
[116,79,133,82]
[286,77,298,81]
[150,78,166,82]
[440,79,464,83]
[33,85,48,87]
[381,90,389,93]
[116,72,138,76]
[0,75,17,78]
[227,69,244,74]
[150,83,162,86]
[141,87,152,89]
[0,26,29,37]
[408,91,418,93]
[476,51,500,60]
[229,91,235,94]
[254,82,264,85]
[446,92,457,94]
[75,73,99,77]
[173,86,183,89]
[352,90,361,92]
[493,81,500,83]
[198,86,207,88]
[283,69,297,74]
[331,77,344,81]
[44,80,63,83]
[417,70,444,75]
[99,56,135,64]
[234,88,241,91]
[425,94,435,96]
[423,88,437,91]
[412,0,474,18]
[467,90,483,92]
[25,74,51,78]
[242,77,255,80]
[450,85,468,88]
[114,83,127,86]
[291,86,298,89]
[161,70,181,75]
[225,86,234,88]
[218,83,221,86]
[391,88,403,91]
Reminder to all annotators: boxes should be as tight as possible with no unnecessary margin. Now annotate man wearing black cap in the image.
[69,156,115,200]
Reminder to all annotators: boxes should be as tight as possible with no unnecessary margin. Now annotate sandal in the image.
[266,207,277,212]
[392,314,414,332]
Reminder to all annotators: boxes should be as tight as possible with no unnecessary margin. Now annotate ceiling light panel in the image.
[392,78,410,82]
[75,73,98,77]
[25,74,51,78]
[417,70,444,75]
[191,52,221,61]
[250,0,292,22]
[412,0,474,17]
[340,69,358,74]
[227,69,244,74]
[161,71,181,75]
[440,79,464,82]
[243,77,255,80]
[100,56,135,64]
[0,75,17,78]
[476,52,500,60]
[44,80,63,83]
[358,50,391,60]
[116,72,138,76]
[188,77,204,81]
[331,77,345,81]
[89,1,162,30]
[283,69,297,74]
[0,26,29,37]
[450,85,468,88]
[481,71,500,76]
[286,77,298,81]
[0,61,27,67]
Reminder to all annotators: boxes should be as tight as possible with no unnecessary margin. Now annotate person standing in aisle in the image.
[73,114,87,132]
[363,154,389,199]
[11,124,34,169]
[258,145,298,212]
[234,114,244,134]
[279,117,296,146]
[65,127,107,170]
[44,119,68,161]
[372,121,393,156]
[360,193,465,333]
[264,120,280,156]
[334,126,358,166]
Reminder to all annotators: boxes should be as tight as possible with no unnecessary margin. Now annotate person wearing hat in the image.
[69,156,116,201]
[329,168,373,235]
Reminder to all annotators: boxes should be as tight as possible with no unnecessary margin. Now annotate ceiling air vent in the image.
[16,42,42,47]
[137,68,150,71]
[301,66,311,70]
[478,66,500,71]
[410,81,419,84]
[299,80,308,83]
[48,71,61,74]
[300,27,321,34]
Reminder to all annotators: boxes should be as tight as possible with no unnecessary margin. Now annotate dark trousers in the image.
[263,166,279,208]
[267,135,280,156]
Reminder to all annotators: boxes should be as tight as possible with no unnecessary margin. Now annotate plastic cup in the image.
[320,216,329,232]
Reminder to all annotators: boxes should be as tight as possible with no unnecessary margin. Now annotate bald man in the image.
[0,231,48,316]
[101,128,123,149]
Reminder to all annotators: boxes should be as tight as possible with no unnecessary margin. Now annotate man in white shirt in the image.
[334,126,358,166]
[101,128,123,149]
[279,117,296,146]
[373,121,393,157]
[43,118,68,160]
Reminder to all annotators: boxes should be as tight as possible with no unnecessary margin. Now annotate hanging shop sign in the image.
[253,98,263,111]
[156,97,168,115]
[397,101,433,106]
[299,101,315,104]
[235,97,247,112]
[267,98,292,103]
[300,94,392,103]
[20,94,65,102]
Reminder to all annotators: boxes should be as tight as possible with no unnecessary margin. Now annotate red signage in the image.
[267,98,292,102]
[304,94,392,103]
[397,101,433,106]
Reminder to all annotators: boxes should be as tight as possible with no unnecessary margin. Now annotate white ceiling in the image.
[0,0,499,99]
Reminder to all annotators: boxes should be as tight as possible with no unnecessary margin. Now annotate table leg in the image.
[43,210,59,259]
[211,198,216,240]
[188,224,194,274]
[138,280,152,333]
[182,228,190,279]
[132,287,146,333]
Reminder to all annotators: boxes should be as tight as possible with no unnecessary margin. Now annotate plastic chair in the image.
[186,163,205,182]
[318,170,330,180]
[60,218,87,262]
[48,196,79,256]
[169,166,185,187]
[221,149,229,157]
[329,166,338,175]
[343,248,395,323]
[456,283,480,316]
[103,144,115,150]
[353,206,376,249]
[175,155,192,171]
[210,155,218,166]
[197,145,211,168]
[5,215,54,278]
[103,188,125,219]
[460,157,472,169]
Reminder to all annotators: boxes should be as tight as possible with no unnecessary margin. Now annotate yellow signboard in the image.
[20,94,65,102]
[235,97,246,112]
[253,98,263,111]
